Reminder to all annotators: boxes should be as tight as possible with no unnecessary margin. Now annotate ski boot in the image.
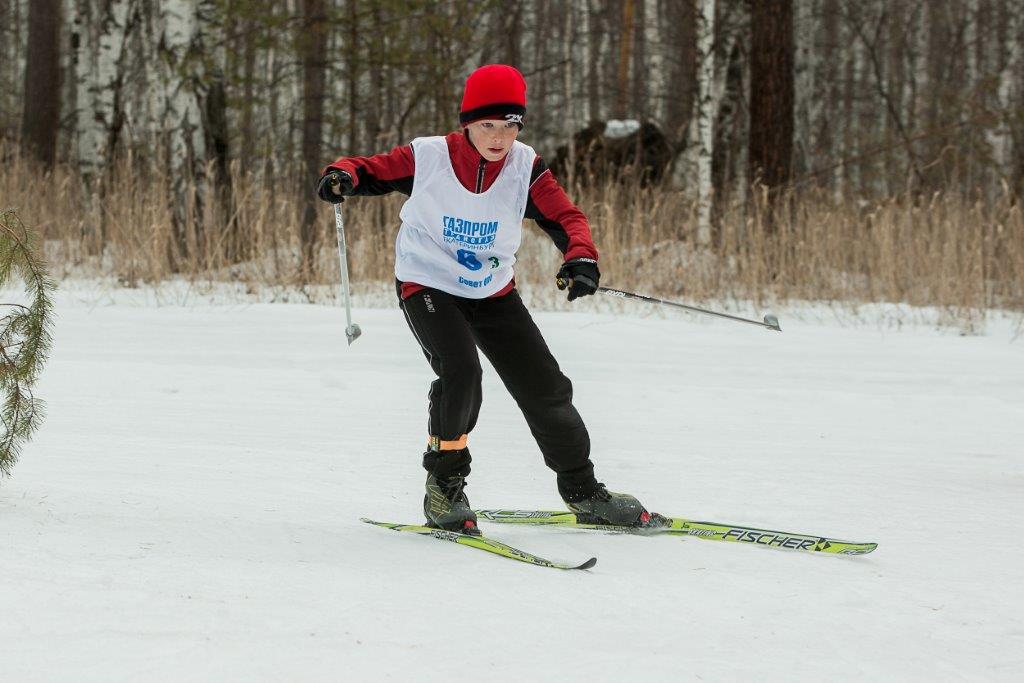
[423,472,480,536]
[563,482,666,528]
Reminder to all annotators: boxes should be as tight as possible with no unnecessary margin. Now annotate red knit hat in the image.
[460,64,527,129]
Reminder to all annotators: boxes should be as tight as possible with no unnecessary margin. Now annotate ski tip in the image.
[361,518,398,529]
[575,557,598,570]
[361,518,397,530]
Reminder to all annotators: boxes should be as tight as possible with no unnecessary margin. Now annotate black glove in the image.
[316,169,354,204]
[556,258,600,301]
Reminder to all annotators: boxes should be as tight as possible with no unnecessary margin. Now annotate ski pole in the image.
[329,173,361,345]
[557,276,781,331]
[597,286,781,331]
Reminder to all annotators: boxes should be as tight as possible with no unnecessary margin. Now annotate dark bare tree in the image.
[615,0,635,119]
[632,0,646,118]
[298,0,329,277]
[665,0,698,152]
[748,0,794,201]
[21,0,61,168]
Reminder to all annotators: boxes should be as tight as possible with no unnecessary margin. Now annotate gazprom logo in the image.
[443,215,498,248]
[505,113,523,125]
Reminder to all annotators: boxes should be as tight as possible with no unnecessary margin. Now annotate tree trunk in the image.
[563,1,576,180]
[821,0,842,201]
[159,0,213,256]
[1016,1,1024,194]
[3,0,28,139]
[695,0,715,245]
[0,0,9,135]
[963,0,979,192]
[585,0,602,121]
[298,0,328,280]
[239,6,257,163]
[73,0,132,180]
[665,0,696,159]
[534,0,551,142]
[643,0,665,124]
[909,0,928,187]
[197,0,232,262]
[713,40,745,214]
[367,3,384,148]
[504,0,523,66]
[266,7,280,173]
[616,0,634,119]
[792,0,817,179]
[631,0,646,120]
[21,0,62,168]
[992,0,1020,183]
[346,0,357,152]
[748,0,794,205]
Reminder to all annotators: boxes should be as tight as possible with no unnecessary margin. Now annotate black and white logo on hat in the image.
[505,113,524,125]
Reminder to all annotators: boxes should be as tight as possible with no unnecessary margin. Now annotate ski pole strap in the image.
[428,434,468,452]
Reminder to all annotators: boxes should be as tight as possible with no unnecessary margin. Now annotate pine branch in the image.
[0,209,56,478]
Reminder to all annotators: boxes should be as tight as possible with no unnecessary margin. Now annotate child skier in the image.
[317,64,654,534]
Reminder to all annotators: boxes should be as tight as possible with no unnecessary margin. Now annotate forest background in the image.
[2,0,1022,329]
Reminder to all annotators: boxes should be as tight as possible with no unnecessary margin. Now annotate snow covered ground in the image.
[2,287,1022,681]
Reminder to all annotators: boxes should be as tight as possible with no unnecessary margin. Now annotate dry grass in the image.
[3,147,1022,329]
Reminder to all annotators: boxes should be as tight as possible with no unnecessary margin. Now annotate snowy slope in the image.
[2,291,1022,682]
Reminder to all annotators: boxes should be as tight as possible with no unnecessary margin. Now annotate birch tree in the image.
[16,0,1024,213]
[990,0,1020,181]
[963,0,980,189]
[155,0,208,192]
[73,0,134,179]
[639,0,662,124]
[793,0,818,177]
[908,0,928,159]
[695,0,715,245]
[965,0,979,88]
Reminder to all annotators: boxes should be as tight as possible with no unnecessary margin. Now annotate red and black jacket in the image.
[323,130,598,299]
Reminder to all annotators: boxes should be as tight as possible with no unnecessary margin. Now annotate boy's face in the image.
[465,119,520,161]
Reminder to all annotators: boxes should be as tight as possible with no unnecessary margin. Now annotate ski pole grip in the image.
[556,277,570,290]
[326,171,348,202]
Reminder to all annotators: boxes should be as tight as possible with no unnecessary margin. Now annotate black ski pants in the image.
[398,284,596,492]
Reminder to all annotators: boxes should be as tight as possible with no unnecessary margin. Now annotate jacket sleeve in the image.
[322,144,415,196]
[524,157,599,262]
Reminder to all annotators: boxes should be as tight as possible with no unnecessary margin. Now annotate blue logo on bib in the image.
[443,215,498,249]
[457,250,483,271]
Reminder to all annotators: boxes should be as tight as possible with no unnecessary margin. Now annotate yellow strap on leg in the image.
[428,434,468,451]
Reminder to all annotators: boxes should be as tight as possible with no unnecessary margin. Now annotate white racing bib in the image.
[395,136,536,298]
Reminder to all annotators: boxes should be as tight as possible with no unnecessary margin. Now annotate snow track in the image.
[2,293,1022,681]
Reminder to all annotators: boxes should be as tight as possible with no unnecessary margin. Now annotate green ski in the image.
[473,510,877,556]
[361,518,597,570]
